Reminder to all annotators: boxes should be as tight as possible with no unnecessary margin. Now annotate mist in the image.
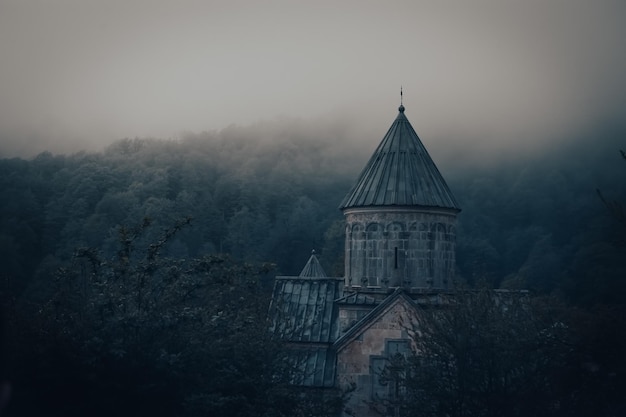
[1,0,625,159]
[3,3,626,415]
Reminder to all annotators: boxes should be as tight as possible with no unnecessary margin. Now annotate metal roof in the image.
[270,277,342,343]
[340,105,460,211]
[269,276,342,387]
[286,346,337,387]
[298,252,327,278]
[335,291,378,306]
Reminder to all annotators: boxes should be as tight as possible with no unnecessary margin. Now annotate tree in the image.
[596,149,626,225]
[374,291,572,417]
[5,218,338,417]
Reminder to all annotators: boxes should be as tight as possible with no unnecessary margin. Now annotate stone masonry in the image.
[343,207,457,290]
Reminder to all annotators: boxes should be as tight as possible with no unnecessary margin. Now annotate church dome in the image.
[340,106,460,211]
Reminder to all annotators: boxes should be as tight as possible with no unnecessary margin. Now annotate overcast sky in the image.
[1,0,625,158]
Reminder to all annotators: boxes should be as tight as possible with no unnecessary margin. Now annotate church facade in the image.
[269,103,460,417]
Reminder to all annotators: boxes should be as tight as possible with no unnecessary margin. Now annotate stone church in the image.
[269,102,460,417]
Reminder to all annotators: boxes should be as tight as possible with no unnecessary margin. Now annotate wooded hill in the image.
[0,123,624,416]
[1,125,624,306]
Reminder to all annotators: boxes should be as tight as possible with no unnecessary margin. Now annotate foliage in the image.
[3,218,339,417]
[596,149,626,225]
[372,291,626,417]
[2,134,624,305]
[0,126,624,415]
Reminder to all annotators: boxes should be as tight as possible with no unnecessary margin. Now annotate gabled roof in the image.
[335,291,378,306]
[340,105,460,211]
[333,288,418,352]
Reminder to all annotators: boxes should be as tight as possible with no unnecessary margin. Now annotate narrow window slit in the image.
[394,247,398,269]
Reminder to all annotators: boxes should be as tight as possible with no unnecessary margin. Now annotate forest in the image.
[0,120,625,416]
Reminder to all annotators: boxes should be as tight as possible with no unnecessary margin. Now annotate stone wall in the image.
[336,297,418,417]
[343,207,457,290]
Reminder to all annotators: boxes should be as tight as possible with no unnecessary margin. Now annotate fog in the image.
[1,0,625,158]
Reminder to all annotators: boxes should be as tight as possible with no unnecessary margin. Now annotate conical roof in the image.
[299,251,327,278]
[340,105,460,211]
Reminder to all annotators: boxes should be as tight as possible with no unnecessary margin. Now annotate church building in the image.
[269,101,460,417]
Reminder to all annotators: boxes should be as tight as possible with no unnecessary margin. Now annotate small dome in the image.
[299,252,327,278]
[398,104,405,113]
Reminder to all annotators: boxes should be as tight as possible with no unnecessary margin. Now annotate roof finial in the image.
[399,86,405,113]
[400,86,403,105]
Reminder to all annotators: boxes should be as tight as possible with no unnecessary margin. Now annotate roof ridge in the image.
[333,289,417,351]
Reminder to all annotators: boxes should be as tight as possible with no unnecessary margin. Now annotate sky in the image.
[1,0,625,158]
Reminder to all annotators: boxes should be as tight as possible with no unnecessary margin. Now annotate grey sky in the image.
[1,0,625,158]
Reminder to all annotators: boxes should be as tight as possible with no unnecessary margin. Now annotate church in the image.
[269,101,461,417]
